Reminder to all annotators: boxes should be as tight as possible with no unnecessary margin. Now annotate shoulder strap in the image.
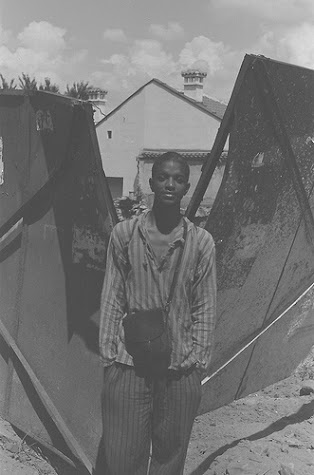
[124,215,187,315]
[121,215,139,253]
[164,219,187,314]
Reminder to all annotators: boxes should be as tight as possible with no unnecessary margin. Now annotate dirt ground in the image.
[0,351,313,475]
[185,349,314,475]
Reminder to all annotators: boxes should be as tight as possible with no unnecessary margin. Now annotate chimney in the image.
[87,87,108,123]
[181,69,207,103]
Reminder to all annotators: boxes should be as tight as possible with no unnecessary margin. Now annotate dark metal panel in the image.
[199,285,314,413]
[0,92,116,469]
[0,94,33,415]
[26,93,74,198]
[0,95,29,226]
[0,221,23,412]
[199,56,314,414]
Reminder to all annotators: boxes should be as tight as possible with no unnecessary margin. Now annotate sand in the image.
[0,351,313,475]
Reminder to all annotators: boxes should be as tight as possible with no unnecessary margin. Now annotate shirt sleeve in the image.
[99,227,127,366]
[190,233,217,373]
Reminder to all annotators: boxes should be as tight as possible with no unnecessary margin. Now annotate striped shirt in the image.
[99,210,216,372]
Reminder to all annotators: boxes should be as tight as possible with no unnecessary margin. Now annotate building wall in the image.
[96,91,145,196]
[143,83,220,150]
[96,81,226,199]
[92,101,107,124]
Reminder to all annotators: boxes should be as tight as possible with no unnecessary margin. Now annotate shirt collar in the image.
[138,209,192,246]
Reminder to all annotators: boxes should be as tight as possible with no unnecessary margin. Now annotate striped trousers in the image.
[98,363,202,475]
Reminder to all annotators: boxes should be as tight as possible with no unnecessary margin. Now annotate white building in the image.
[96,70,227,207]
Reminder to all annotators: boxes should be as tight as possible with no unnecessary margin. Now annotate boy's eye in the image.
[155,174,186,184]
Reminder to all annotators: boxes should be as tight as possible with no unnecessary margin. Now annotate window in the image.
[107,130,112,139]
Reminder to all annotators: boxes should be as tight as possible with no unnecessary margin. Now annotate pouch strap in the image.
[124,217,188,316]
[164,218,187,315]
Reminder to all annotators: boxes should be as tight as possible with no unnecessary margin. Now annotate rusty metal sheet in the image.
[0,91,117,469]
[199,56,314,414]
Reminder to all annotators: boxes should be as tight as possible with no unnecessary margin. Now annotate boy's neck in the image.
[151,204,182,235]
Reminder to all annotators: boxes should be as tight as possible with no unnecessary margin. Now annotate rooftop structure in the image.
[181,69,208,102]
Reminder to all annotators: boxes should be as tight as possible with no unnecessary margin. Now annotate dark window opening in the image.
[107,130,112,139]
[108,177,123,200]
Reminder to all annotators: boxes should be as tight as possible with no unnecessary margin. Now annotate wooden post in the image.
[0,316,93,474]
[185,54,255,220]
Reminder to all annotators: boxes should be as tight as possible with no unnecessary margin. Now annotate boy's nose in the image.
[166,178,175,189]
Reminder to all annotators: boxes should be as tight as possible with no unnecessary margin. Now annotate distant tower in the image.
[87,87,108,123]
[181,69,207,103]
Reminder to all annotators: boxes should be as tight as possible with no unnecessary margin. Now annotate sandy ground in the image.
[0,351,313,475]
[185,349,314,475]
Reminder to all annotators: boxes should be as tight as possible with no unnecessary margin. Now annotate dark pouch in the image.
[123,308,171,377]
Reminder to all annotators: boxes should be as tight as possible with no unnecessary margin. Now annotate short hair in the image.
[151,151,190,181]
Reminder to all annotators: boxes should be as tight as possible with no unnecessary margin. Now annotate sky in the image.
[2,0,314,111]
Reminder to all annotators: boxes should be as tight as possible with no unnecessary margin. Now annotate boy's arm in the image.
[190,234,217,374]
[99,228,127,366]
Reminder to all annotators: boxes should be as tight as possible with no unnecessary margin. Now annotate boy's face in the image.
[149,159,190,207]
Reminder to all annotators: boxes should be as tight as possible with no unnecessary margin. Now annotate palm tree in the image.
[65,81,91,100]
[0,74,16,89]
[39,78,60,93]
[19,73,38,91]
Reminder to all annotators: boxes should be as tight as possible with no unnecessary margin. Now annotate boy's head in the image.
[150,152,190,207]
[151,151,190,181]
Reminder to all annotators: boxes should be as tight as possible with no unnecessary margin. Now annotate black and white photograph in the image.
[0,1,313,474]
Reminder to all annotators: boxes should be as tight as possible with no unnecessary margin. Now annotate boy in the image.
[99,151,216,474]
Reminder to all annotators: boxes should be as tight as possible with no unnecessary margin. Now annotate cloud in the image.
[179,36,228,75]
[149,22,184,40]
[0,21,87,88]
[277,22,314,68]
[18,21,66,54]
[131,40,176,76]
[98,33,241,106]
[103,28,127,42]
[100,35,228,90]
[99,21,314,108]
[241,22,314,70]
[101,39,177,90]
[102,53,127,67]
[0,25,11,45]
[202,20,314,101]
[210,0,314,23]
